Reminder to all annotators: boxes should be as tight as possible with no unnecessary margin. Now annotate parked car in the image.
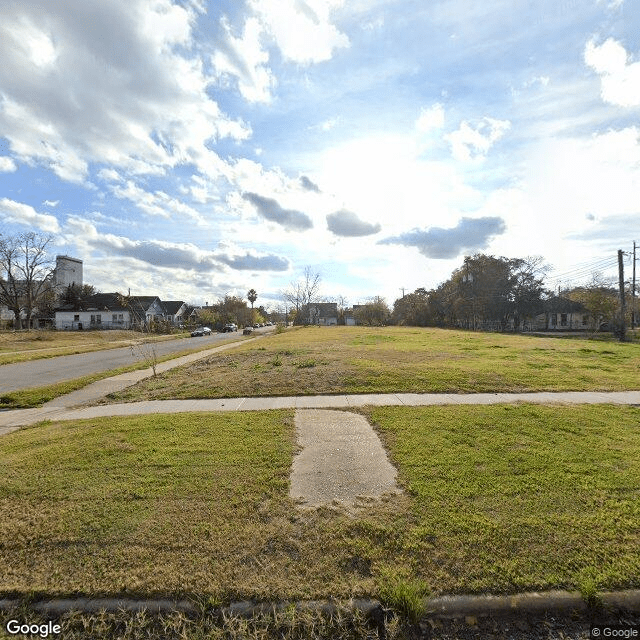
[223,323,237,333]
[243,327,253,335]
[191,326,212,337]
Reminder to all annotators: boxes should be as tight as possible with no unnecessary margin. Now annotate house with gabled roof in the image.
[299,302,339,326]
[162,300,188,326]
[55,292,131,330]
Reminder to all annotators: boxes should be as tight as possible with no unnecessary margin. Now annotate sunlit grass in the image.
[1,405,639,603]
[103,326,640,403]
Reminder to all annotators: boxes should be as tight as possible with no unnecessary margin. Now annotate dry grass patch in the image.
[102,326,640,404]
[0,330,188,365]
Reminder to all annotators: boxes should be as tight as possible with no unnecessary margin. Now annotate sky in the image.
[0,0,639,310]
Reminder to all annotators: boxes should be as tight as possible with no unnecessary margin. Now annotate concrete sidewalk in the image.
[2,389,640,435]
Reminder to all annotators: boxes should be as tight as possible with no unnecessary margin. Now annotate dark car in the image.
[191,326,212,337]
[223,323,237,333]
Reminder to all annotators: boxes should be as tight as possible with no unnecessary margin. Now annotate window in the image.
[118,314,124,321]
[582,315,589,325]
[551,313,557,326]
[112,314,118,322]
[560,313,568,326]
[96,314,101,324]
[90,315,95,323]
[74,314,80,322]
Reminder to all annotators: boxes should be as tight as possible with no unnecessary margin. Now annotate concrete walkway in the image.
[2,389,640,435]
[290,409,401,507]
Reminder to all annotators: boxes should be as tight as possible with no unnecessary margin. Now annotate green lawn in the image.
[102,326,640,404]
[2,405,639,604]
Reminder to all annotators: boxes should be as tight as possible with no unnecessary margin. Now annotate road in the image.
[0,329,265,393]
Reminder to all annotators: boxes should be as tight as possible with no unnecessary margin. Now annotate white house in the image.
[55,293,131,330]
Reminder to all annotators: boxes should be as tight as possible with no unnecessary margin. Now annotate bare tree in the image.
[284,267,322,324]
[0,231,56,330]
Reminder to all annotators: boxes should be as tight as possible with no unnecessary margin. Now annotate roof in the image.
[542,296,588,313]
[55,292,128,312]
[305,302,338,317]
[128,296,163,313]
[162,300,186,315]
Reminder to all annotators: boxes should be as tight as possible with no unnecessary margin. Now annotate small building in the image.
[533,297,590,331]
[127,296,166,326]
[55,293,131,330]
[300,302,339,326]
[162,300,188,326]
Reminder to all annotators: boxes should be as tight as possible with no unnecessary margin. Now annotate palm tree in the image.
[247,288,258,312]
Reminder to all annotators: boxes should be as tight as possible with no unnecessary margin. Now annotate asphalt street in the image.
[0,330,259,393]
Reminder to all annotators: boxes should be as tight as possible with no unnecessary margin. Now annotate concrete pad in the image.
[290,409,401,507]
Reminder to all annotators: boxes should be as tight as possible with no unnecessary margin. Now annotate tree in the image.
[60,283,97,307]
[567,274,618,334]
[0,231,56,329]
[247,288,257,311]
[353,297,391,326]
[284,266,322,325]
[392,288,431,326]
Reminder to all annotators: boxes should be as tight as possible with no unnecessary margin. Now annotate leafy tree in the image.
[392,288,431,326]
[353,296,391,326]
[567,274,618,334]
[60,283,97,307]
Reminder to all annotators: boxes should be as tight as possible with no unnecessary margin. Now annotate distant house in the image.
[299,302,339,326]
[343,307,357,326]
[127,296,166,327]
[162,300,188,326]
[55,293,131,330]
[533,296,590,331]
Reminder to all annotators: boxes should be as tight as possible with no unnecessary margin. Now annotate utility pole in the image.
[618,249,626,342]
[400,288,405,298]
[633,241,637,330]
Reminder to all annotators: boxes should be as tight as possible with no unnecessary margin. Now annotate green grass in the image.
[1,405,639,605]
[102,326,640,404]
[366,403,640,595]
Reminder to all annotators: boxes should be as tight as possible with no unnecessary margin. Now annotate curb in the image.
[2,590,640,620]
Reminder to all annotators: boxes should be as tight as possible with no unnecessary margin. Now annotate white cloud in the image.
[0,198,60,233]
[65,217,288,273]
[43,200,59,207]
[110,180,207,225]
[416,104,445,134]
[585,38,640,107]
[0,156,16,172]
[0,0,250,183]
[446,117,511,162]
[212,16,276,103]
[250,0,349,64]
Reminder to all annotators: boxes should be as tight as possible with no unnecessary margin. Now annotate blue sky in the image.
[1,0,639,309]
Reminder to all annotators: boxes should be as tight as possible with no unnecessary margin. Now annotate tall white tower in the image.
[54,255,83,291]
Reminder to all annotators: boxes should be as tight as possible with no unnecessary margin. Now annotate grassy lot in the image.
[0,338,254,410]
[1,405,638,605]
[0,329,189,366]
[102,326,640,403]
